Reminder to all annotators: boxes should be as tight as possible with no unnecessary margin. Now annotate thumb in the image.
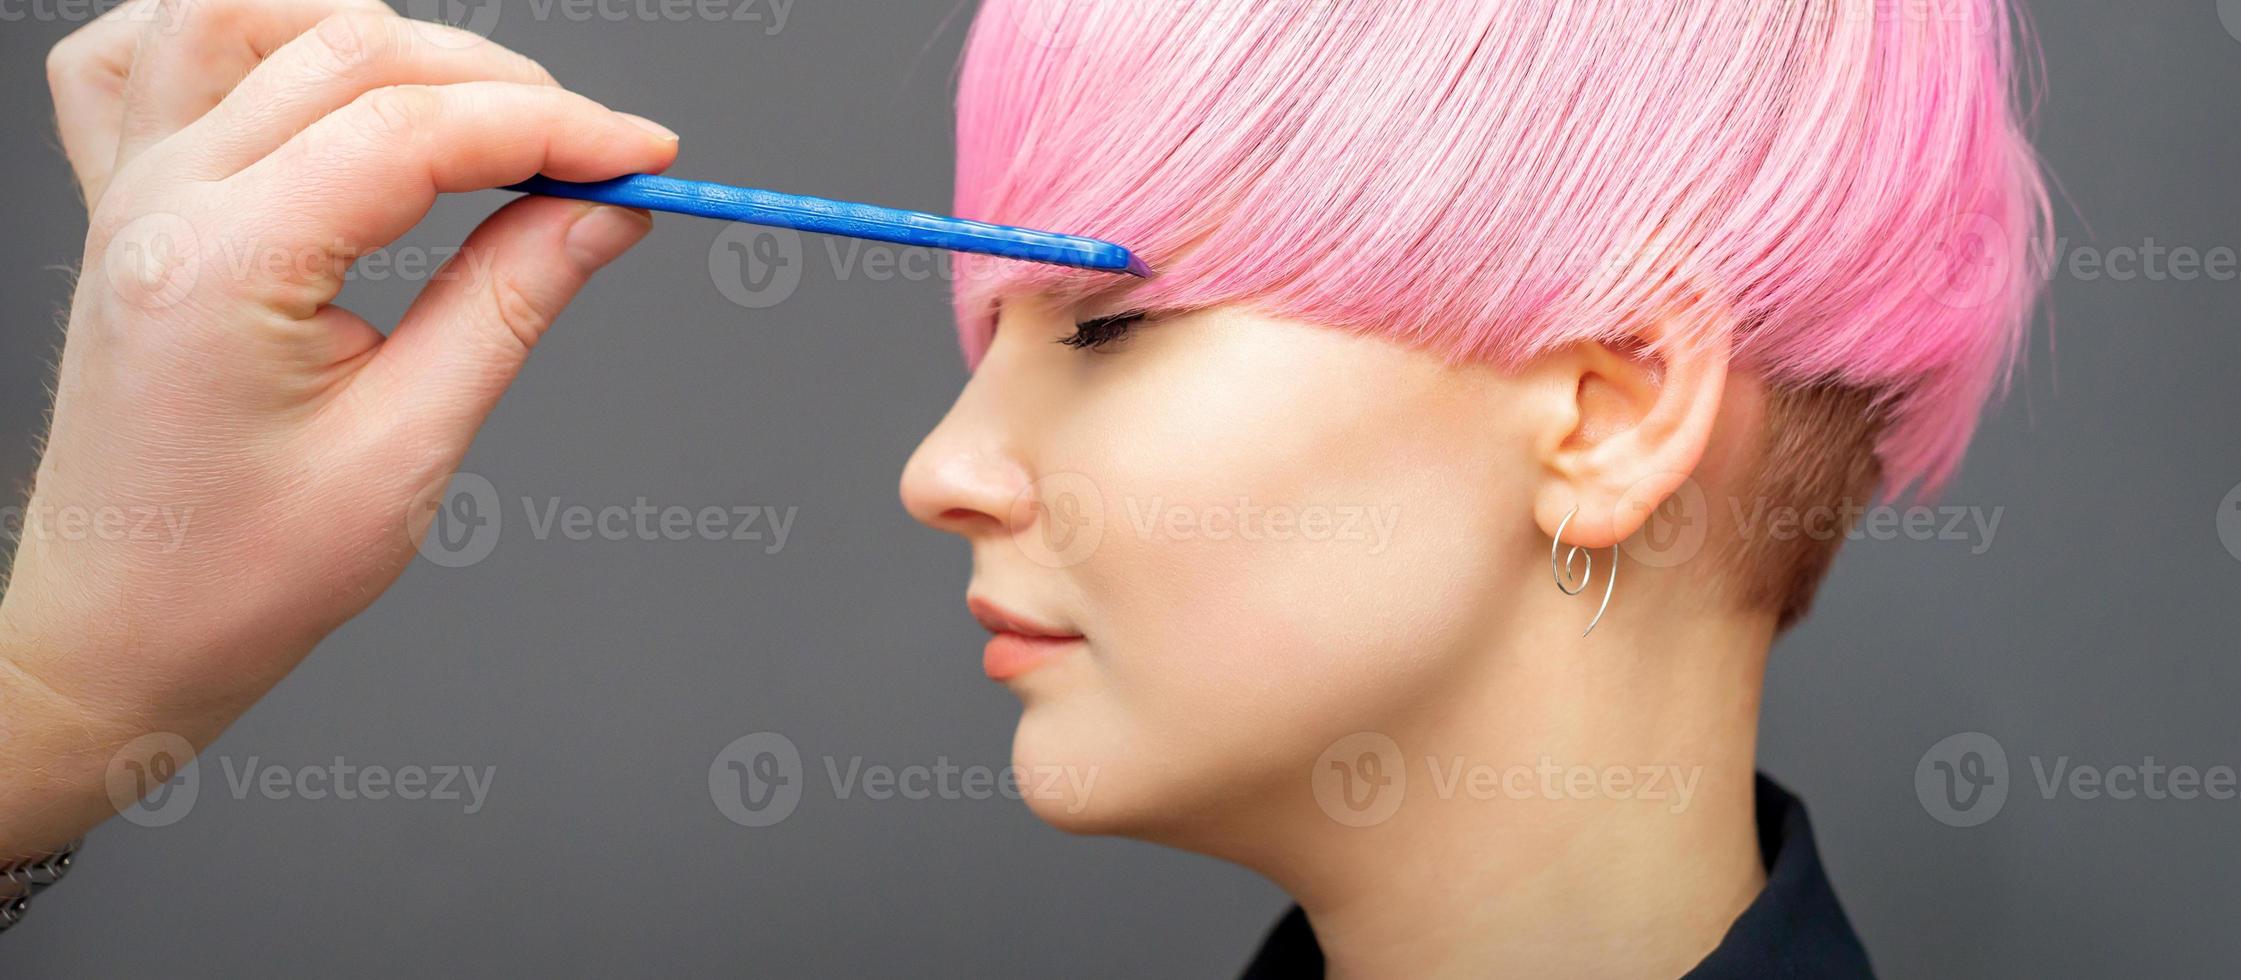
[361,195,651,439]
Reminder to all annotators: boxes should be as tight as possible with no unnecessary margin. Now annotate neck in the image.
[1241,610,1774,979]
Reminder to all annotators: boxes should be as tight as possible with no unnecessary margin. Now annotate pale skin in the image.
[6,4,1783,977]
[900,300,1780,978]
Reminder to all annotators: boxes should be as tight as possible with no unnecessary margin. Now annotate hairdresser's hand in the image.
[0,0,679,854]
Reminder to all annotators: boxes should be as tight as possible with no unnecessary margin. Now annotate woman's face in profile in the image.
[900,295,1549,842]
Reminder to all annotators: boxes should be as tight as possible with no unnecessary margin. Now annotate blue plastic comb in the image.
[508,174,1152,277]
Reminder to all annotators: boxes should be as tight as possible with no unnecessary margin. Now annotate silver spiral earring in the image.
[1550,506,1617,637]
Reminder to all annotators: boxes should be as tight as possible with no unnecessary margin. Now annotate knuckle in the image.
[44,54,71,103]
[351,84,441,141]
[45,33,93,92]
[485,271,554,352]
[408,18,483,51]
[128,0,258,78]
[153,0,229,45]
[307,12,387,77]
[484,42,559,86]
[516,51,560,88]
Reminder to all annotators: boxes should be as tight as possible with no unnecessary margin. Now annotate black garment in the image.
[1240,773,1873,978]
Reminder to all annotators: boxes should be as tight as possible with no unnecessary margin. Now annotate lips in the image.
[968,596,1083,681]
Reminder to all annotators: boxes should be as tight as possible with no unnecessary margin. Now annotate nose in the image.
[900,377,1035,539]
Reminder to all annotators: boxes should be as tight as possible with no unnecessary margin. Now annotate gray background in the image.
[1,1,2236,976]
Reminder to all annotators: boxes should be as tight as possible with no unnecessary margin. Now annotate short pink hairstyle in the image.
[952,0,2052,500]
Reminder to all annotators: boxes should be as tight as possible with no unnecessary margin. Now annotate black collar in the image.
[1239,773,1874,979]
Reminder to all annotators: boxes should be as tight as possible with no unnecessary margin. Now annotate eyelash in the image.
[1059,310,1150,351]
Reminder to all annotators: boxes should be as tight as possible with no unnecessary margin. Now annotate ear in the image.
[1527,312,1730,550]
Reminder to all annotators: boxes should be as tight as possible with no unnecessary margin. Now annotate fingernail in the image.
[565,205,653,272]
[618,113,680,142]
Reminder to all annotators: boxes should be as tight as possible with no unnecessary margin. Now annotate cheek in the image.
[1088,414,1505,726]
[1032,327,1536,798]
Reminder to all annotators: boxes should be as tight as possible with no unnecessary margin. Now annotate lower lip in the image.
[983,633,1082,681]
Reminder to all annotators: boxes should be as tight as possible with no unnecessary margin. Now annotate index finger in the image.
[221,81,678,307]
[44,0,161,203]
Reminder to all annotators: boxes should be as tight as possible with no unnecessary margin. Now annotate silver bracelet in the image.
[0,839,82,933]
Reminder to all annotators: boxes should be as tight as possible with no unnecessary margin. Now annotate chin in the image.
[1016,780,1134,836]
[1007,704,1141,836]
[1009,696,1221,841]
[1007,699,1285,848]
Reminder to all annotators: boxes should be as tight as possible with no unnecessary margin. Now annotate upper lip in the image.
[967,596,1080,639]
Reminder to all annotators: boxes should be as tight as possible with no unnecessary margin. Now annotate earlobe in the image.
[1531,315,1732,551]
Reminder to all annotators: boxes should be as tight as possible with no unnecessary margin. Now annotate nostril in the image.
[900,437,1029,535]
[937,506,1008,532]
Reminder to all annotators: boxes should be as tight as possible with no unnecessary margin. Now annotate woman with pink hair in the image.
[4,1,2047,974]
[900,1,2049,975]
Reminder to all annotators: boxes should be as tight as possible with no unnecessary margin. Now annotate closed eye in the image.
[1059,310,1150,351]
